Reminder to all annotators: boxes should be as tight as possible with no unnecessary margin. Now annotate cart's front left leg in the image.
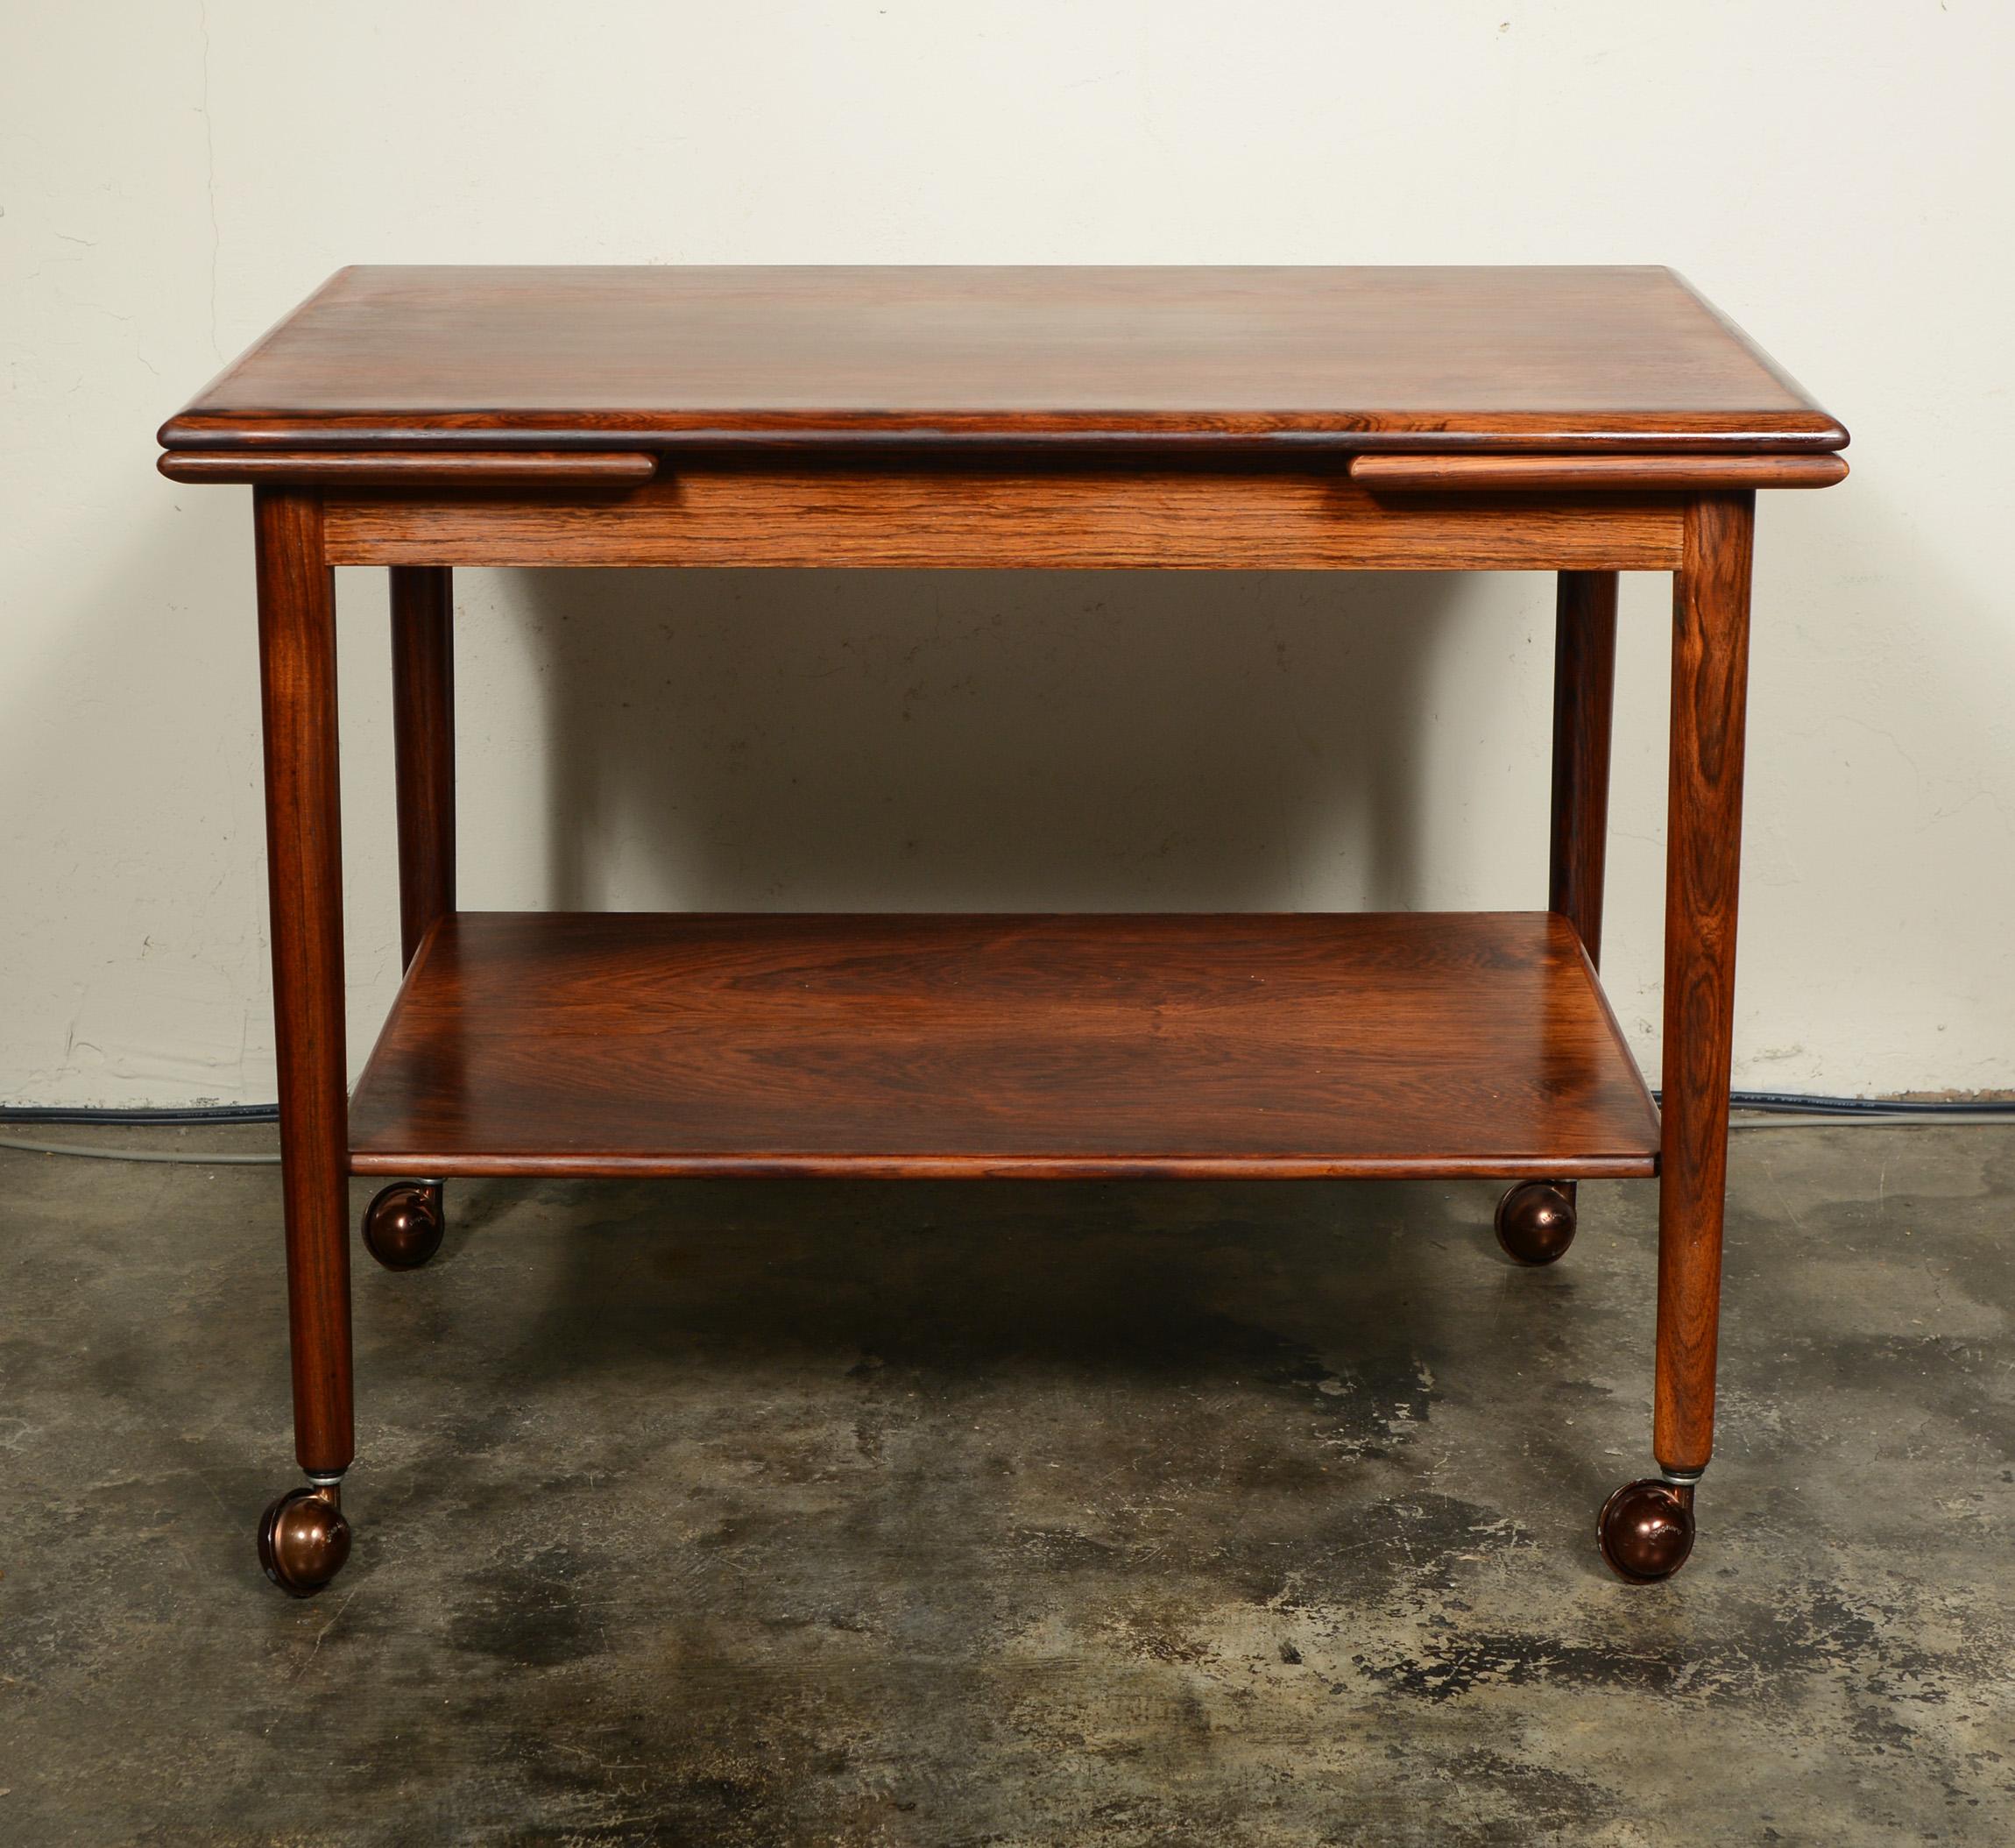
[251,486,356,1596]
[1601,492,1755,1584]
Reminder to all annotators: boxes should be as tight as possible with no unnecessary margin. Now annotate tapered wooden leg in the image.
[389,567,456,968]
[1495,570,1619,1267]
[1549,570,1618,965]
[254,487,355,1592]
[1601,492,1754,1582]
[378,570,456,1271]
[1653,493,1753,1472]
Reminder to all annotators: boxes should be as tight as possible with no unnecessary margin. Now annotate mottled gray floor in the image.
[2,1122,2011,1845]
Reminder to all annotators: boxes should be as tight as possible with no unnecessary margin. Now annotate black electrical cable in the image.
[0,1103,280,1124]
[1700,1091,2011,1116]
[5,1091,2013,1168]
[4,1093,2011,1127]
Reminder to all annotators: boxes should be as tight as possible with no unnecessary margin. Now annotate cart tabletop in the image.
[159,265,1846,457]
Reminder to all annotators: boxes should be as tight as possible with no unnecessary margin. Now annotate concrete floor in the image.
[1,1122,2011,1845]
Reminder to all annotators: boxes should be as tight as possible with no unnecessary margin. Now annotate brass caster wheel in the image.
[363,1180,444,1271]
[1495,1181,1576,1265]
[1598,1478,1696,1584]
[257,1483,350,1597]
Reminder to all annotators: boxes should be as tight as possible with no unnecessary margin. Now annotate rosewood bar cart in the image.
[156,266,1848,1594]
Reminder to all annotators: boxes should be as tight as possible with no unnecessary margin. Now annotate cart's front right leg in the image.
[1600,492,1755,1584]
[251,485,356,1596]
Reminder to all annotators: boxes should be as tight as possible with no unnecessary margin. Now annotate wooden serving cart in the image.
[155,266,1848,1592]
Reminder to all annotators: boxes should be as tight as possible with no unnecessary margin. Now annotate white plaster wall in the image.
[3,2,2010,1105]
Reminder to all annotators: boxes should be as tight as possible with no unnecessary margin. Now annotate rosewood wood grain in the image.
[1550,571,1620,964]
[159,450,654,485]
[347,911,1660,1181]
[253,487,353,1476]
[319,464,1686,571]
[158,266,1848,456]
[389,568,456,969]
[1349,454,1846,492]
[1653,493,1757,1476]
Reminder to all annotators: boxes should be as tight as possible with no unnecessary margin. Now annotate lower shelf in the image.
[348,910,1657,1181]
